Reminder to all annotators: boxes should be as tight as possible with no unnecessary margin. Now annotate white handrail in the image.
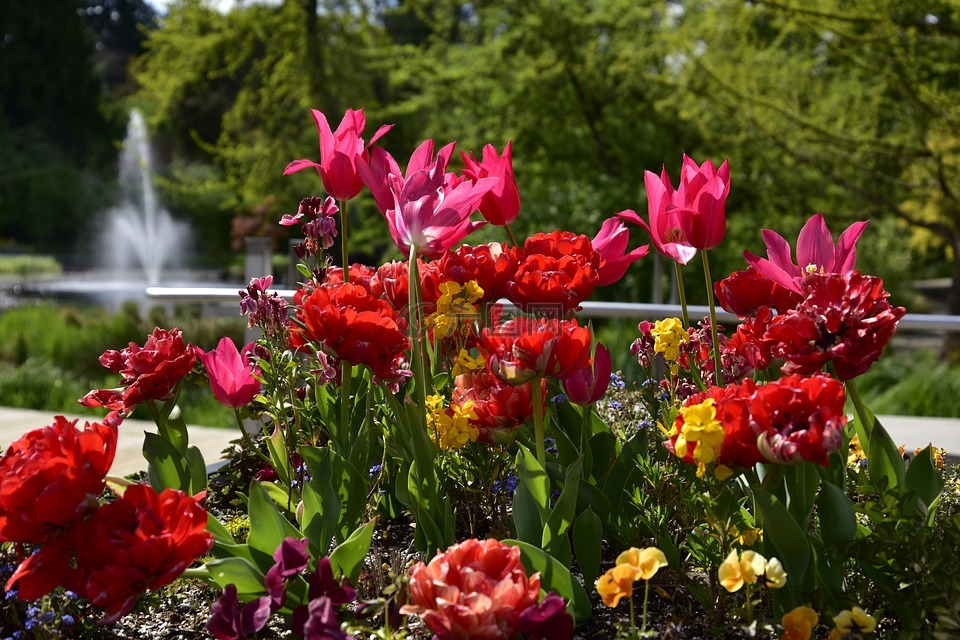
[145,285,960,332]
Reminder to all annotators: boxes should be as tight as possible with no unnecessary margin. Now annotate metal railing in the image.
[145,285,960,332]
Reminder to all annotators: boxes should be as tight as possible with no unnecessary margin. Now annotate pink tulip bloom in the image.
[620,154,730,264]
[562,343,612,405]
[743,213,868,293]
[197,337,261,409]
[591,216,650,286]
[284,108,392,201]
[379,139,498,258]
[461,141,521,226]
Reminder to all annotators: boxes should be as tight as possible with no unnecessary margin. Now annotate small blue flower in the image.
[39,611,55,624]
[368,464,383,478]
[63,590,78,600]
[26,606,40,618]
[24,620,36,631]
[61,615,76,627]
[549,393,567,404]
[638,420,652,430]
[5,588,18,601]
[609,372,626,389]
[609,400,623,410]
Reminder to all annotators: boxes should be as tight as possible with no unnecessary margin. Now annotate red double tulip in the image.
[507,231,600,313]
[402,538,545,640]
[70,484,213,623]
[80,327,197,412]
[197,337,262,409]
[439,242,519,304]
[480,315,592,384]
[452,368,543,444]
[0,416,117,544]
[461,141,521,226]
[293,282,410,381]
[284,108,392,201]
[714,267,803,318]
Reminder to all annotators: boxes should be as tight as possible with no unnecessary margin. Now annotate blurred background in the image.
[2,0,960,421]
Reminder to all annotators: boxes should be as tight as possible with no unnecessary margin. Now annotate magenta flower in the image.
[591,216,650,286]
[744,213,868,293]
[563,343,612,406]
[284,108,392,201]
[377,139,498,258]
[197,337,261,409]
[620,154,730,263]
[460,141,521,226]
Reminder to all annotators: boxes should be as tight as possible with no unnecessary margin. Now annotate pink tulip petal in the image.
[835,220,869,274]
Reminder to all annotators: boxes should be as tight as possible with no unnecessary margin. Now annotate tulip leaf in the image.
[206,512,236,546]
[588,432,617,482]
[542,459,582,555]
[905,445,945,519]
[848,383,904,491]
[503,540,592,623]
[247,480,298,571]
[515,445,550,518]
[817,482,857,548]
[573,507,603,587]
[512,480,544,546]
[264,425,292,489]
[601,431,645,528]
[753,487,811,589]
[143,431,189,492]
[205,557,267,596]
[184,445,207,494]
[301,462,340,556]
[329,520,377,584]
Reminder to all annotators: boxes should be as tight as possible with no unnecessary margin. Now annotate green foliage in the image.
[858,349,960,418]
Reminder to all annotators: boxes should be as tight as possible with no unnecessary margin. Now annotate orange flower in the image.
[616,547,668,581]
[507,231,600,313]
[781,605,819,640]
[596,563,639,608]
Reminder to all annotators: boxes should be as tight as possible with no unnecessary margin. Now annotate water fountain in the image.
[102,109,190,285]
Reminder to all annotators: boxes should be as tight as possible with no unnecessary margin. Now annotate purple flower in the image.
[516,593,574,640]
[206,585,272,640]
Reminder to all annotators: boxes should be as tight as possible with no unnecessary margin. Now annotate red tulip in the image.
[507,231,600,313]
[69,484,213,623]
[480,315,592,384]
[744,213,868,293]
[563,343,612,405]
[714,267,802,317]
[461,141,521,226]
[292,282,410,381]
[284,108,392,201]
[452,368,543,444]
[0,416,116,544]
[591,216,649,286]
[197,337,262,409]
[401,538,542,640]
[438,242,520,304]
[80,327,197,412]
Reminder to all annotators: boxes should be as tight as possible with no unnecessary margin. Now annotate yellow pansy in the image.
[615,547,668,581]
[596,563,639,608]
[781,605,818,640]
[676,399,725,477]
[830,606,876,638]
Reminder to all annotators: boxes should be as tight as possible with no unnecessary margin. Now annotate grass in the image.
[0,254,62,276]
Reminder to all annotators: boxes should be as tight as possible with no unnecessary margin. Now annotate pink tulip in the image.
[620,154,730,264]
[460,141,521,226]
[197,337,261,409]
[591,216,650,286]
[743,213,868,293]
[378,139,498,258]
[562,343,612,405]
[284,108,392,201]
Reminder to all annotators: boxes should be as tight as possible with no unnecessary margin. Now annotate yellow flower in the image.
[718,549,766,593]
[676,399,725,477]
[781,605,819,640]
[831,606,876,638]
[452,349,485,377]
[737,527,762,547]
[847,435,866,467]
[429,282,480,339]
[650,317,690,362]
[463,279,484,303]
[616,547,668,581]
[434,400,480,451]
[761,557,788,589]
[596,563,638,608]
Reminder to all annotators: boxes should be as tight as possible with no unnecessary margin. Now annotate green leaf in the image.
[204,557,266,596]
[754,487,812,590]
[512,480,544,546]
[905,445,945,516]
[143,431,189,492]
[542,459,582,555]
[515,445,550,518]
[817,482,857,548]
[587,432,617,481]
[329,520,377,584]
[206,512,236,546]
[247,480,297,571]
[185,445,207,494]
[264,425,292,489]
[573,507,603,587]
[503,540,592,623]
[848,383,905,491]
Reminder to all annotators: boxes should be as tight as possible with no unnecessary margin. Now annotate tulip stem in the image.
[531,375,547,468]
[629,590,637,634]
[233,410,273,467]
[701,250,724,388]
[640,578,651,635]
[408,245,429,433]
[339,199,349,277]
[504,223,519,248]
[674,261,690,328]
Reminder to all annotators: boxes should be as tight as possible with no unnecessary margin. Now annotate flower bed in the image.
[3,107,960,640]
